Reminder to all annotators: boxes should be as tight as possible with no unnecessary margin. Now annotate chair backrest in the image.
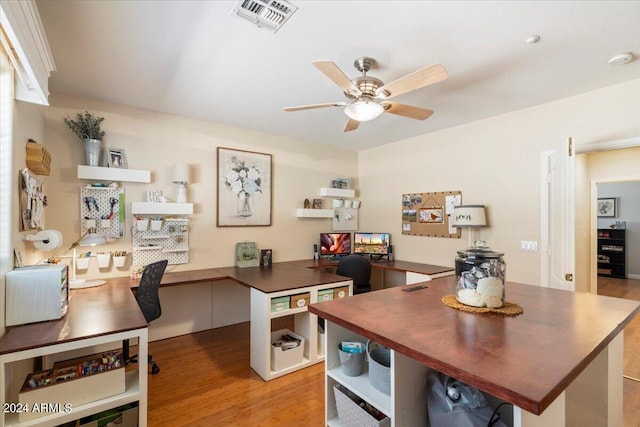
[136,259,168,324]
[336,255,371,292]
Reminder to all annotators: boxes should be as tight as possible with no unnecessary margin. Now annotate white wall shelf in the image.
[131,202,193,215]
[296,208,334,218]
[77,165,151,183]
[320,188,355,198]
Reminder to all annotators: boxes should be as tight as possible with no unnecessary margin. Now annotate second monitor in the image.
[353,232,390,259]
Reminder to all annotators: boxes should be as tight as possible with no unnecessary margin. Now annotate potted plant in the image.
[63,111,106,166]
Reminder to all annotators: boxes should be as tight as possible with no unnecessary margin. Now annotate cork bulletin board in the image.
[402,191,462,238]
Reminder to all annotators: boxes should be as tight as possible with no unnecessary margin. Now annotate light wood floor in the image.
[147,279,640,426]
[598,276,640,427]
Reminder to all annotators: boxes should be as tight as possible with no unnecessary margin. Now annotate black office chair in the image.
[337,255,372,295]
[124,259,168,375]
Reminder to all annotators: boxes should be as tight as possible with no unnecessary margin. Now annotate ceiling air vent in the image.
[231,0,298,33]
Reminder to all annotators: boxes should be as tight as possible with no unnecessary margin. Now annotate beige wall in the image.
[26,93,358,280]
[358,79,640,285]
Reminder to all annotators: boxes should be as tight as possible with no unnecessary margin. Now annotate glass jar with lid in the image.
[455,241,506,308]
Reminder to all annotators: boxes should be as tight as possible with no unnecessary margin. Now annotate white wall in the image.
[358,79,640,285]
[597,181,640,277]
[30,92,358,280]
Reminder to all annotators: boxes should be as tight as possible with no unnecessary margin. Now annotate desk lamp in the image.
[68,229,107,289]
[451,205,487,247]
[172,163,190,203]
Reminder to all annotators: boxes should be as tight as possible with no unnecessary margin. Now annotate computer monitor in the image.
[320,233,351,256]
[353,233,390,256]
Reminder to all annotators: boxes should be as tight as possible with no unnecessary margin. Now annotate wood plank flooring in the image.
[598,276,640,427]
[147,279,640,426]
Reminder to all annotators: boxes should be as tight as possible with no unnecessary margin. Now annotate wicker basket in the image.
[333,384,390,427]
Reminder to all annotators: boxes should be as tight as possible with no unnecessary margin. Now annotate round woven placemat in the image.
[441,295,524,316]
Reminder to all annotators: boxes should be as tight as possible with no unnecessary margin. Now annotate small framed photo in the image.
[107,148,128,168]
[14,249,24,268]
[313,199,323,209]
[336,177,351,189]
[260,249,272,267]
[597,198,616,217]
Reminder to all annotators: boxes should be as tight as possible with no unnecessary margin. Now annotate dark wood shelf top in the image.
[217,262,348,293]
[308,276,640,415]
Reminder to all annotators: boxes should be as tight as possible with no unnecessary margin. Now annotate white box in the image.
[271,329,305,371]
[6,264,68,326]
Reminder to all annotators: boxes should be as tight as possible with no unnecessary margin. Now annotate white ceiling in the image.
[37,1,640,151]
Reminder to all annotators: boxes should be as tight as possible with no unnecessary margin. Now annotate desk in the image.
[309,276,640,426]
[0,259,452,424]
[0,280,149,427]
[289,258,454,287]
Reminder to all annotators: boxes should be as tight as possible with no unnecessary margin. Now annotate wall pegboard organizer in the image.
[80,186,125,239]
[132,218,190,267]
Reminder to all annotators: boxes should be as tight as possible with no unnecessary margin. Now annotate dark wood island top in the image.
[308,275,640,415]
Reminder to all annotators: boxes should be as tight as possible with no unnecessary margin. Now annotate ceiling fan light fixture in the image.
[344,97,384,122]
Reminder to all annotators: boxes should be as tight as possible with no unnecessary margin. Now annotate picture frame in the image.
[14,249,24,268]
[107,148,127,168]
[217,147,272,227]
[313,199,323,209]
[336,177,351,189]
[597,198,616,217]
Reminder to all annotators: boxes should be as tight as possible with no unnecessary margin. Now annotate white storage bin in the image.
[271,329,305,371]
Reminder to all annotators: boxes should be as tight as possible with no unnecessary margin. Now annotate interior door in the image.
[541,138,575,290]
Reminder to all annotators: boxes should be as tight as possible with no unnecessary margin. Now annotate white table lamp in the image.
[451,205,487,247]
[173,163,190,203]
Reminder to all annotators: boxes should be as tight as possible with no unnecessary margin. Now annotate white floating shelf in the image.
[77,165,151,183]
[131,202,193,215]
[296,208,334,218]
[320,188,355,198]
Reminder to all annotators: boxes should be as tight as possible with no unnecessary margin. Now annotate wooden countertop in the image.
[0,280,147,355]
[289,258,453,276]
[216,262,349,293]
[308,275,640,415]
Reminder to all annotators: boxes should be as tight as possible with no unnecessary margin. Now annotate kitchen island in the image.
[309,275,640,426]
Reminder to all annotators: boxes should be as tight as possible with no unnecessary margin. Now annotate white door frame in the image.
[589,175,640,294]
[542,136,640,291]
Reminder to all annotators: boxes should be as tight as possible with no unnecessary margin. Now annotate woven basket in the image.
[333,384,390,427]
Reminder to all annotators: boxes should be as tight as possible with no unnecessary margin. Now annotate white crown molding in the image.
[0,0,55,105]
[575,136,640,154]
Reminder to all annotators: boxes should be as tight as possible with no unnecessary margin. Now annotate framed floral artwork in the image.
[217,147,272,226]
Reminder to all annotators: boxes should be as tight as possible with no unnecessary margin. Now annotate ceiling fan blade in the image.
[383,102,434,120]
[344,118,360,132]
[283,102,347,112]
[376,64,447,99]
[312,61,362,96]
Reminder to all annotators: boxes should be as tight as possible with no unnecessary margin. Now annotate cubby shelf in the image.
[77,165,151,183]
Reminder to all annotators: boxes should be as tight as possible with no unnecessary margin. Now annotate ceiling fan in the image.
[283,57,448,132]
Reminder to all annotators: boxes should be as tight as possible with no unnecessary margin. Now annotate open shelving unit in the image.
[597,228,626,278]
[249,280,352,381]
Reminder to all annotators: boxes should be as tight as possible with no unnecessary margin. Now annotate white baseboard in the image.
[628,273,640,280]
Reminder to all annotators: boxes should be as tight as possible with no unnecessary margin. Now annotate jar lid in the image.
[456,240,504,259]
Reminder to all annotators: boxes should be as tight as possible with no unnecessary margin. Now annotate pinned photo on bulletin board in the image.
[402,191,461,238]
